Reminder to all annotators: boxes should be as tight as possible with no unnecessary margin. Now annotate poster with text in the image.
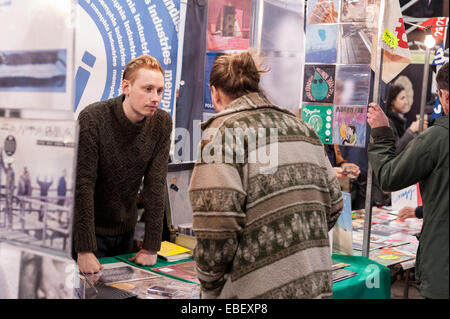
[0,118,77,257]
[301,104,333,144]
[0,0,75,111]
[332,105,367,147]
[74,0,180,117]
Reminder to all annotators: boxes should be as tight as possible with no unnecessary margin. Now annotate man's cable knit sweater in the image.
[189,92,343,299]
[73,94,172,254]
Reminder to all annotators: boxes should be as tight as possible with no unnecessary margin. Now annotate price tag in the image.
[382,28,399,50]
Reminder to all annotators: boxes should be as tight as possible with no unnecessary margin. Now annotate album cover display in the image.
[0,118,77,257]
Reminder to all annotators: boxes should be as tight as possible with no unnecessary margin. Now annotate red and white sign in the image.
[418,17,449,43]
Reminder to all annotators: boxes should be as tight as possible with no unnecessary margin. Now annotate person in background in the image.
[57,169,67,226]
[73,55,172,274]
[189,52,343,299]
[367,62,449,299]
[385,84,428,154]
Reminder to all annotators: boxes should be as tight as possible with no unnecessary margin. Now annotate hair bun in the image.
[210,51,267,99]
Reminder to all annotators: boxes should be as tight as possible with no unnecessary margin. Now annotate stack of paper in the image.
[157,241,192,262]
[332,269,358,283]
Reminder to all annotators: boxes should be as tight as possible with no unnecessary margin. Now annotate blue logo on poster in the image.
[76,0,180,116]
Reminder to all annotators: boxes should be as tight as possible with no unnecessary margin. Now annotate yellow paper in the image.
[157,241,191,257]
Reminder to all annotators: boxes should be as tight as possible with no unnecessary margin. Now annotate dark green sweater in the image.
[73,94,172,254]
[368,115,449,299]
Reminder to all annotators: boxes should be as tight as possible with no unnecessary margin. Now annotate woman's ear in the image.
[210,85,222,112]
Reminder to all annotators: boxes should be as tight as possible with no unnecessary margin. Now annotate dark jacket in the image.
[386,109,417,154]
[368,115,449,299]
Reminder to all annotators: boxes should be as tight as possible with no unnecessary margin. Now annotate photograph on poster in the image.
[338,24,373,64]
[0,118,77,257]
[303,64,335,104]
[18,250,75,299]
[306,0,339,24]
[305,24,338,63]
[340,0,368,22]
[0,50,67,92]
[0,0,74,110]
[332,105,367,147]
[301,104,333,144]
[167,163,195,227]
[206,0,252,51]
[334,64,371,105]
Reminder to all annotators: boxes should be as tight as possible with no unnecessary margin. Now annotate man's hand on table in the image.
[128,249,157,266]
[77,252,104,274]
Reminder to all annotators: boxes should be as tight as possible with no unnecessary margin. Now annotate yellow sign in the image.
[382,28,399,50]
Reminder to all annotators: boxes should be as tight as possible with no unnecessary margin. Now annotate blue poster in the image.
[75,0,180,117]
[204,52,223,112]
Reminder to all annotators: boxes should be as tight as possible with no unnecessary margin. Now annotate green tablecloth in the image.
[99,253,390,298]
[332,254,391,299]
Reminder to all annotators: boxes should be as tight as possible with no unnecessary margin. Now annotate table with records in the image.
[91,252,391,299]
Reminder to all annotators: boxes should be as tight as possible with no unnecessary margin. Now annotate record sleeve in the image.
[0,118,77,257]
[301,104,333,144]
[303,64,336,104]
[151,260,199,284]
[306,0,339,24]
[334,64,371,106]
[305,24,338,63]
[332,105,367,147]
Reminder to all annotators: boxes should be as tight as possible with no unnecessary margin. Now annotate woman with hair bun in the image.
[189,52,343,299]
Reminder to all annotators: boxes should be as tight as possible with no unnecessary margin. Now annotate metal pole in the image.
[401,0,420,12]
[419,46,431,133]
[362,0,385,258]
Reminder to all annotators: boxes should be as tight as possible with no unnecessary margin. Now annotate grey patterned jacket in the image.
[189,92,343,299]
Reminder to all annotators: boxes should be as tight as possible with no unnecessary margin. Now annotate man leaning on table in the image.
[73,55,172,274]
[366,62,449,299]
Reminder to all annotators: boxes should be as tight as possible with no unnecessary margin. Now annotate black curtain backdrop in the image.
[175,0,208,162]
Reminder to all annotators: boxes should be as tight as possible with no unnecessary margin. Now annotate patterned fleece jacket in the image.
[189,92,343,299]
